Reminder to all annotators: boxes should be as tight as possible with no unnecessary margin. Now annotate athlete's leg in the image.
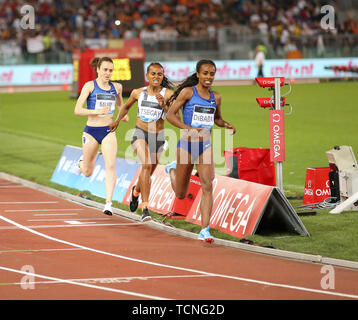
[132,138,158,221]
[130,141,162,213]
[132,139,154,206]
[195,147,215,229]
[101,132,117,203]
[80,132,99,177]
[168,146,194,199]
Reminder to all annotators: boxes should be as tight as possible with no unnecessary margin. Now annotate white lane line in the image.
[0,248,83,253]
[5,208,84,212]
[27,218,111,222]
[34,214,79,216]
[0,266,170,300]
[0,201,59,204]
[1,215,358,299]
[64,221,96,225]
[0,222,140,230]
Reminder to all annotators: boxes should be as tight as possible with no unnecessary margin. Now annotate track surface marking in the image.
[1,178,358,300]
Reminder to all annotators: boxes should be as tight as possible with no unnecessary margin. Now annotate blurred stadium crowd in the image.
[0,0,357,61]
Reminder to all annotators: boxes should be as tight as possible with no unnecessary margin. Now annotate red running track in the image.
[1,177,358,302]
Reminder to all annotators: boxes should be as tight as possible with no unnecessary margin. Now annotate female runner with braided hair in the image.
[165,59,236,242]
[110,62,175,221]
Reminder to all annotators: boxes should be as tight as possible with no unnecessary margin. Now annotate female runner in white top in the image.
[110,62,174,221]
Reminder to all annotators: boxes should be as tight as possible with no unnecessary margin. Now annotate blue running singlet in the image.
[86,80,117,115]
[177,86,216,160]
[182,86,217,130]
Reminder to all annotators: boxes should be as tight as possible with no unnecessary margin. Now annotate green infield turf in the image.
[1,81,357,262]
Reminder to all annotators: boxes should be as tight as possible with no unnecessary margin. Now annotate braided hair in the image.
[167,59,216,106]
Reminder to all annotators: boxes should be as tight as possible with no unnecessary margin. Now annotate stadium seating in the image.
[0,0,357,63]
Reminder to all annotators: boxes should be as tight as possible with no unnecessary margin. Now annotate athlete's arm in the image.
[74,81,110,116]
[113,82,129,125]
[156,88,174,114]
[110,88,139,131]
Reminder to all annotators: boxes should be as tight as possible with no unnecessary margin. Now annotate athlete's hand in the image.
[225,123,236,135]
[122,114,129,122]
[109,120,119,132]
[155,93,165,107]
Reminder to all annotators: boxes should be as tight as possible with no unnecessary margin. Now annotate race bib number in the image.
[139,101,163,121]
[95,93,116,114]
[191,105,215,129]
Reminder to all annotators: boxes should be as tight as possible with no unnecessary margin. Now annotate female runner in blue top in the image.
[110,62,174,221]
[74,57,128,216]
[165,59,236,243]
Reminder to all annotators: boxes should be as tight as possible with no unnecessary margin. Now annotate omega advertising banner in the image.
[303,167,331,204]
[270,109,285,162]
[122,164,309,239]
[185,176,272,237]
[185,175,309,239]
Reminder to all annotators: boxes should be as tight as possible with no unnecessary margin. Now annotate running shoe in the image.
[72,155,83,175]
[165,161,177,174]
[129,185,139,212]
[141,207,152,222]
[198,226,214,243]
[103,201,113,216]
